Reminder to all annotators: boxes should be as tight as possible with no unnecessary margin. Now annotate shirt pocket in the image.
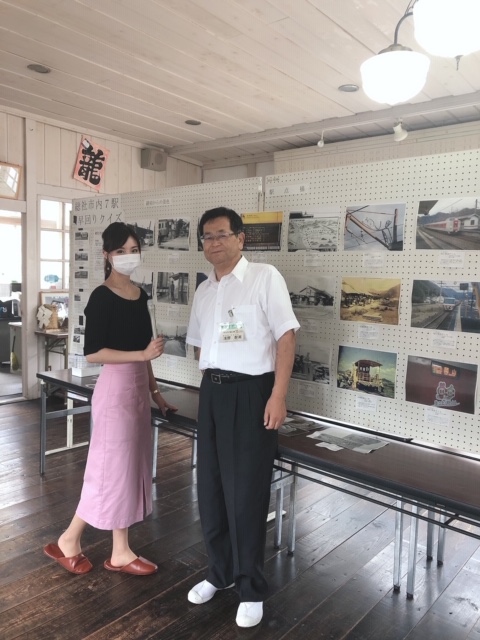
[234,304,257,338]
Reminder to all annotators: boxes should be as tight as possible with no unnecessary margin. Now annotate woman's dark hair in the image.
[102,222,141,278]
[198,206,244,237]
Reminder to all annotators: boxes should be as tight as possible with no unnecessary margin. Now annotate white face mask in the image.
[111,253,141,276]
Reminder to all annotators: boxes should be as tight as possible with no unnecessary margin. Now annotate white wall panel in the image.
[203,165,248,183]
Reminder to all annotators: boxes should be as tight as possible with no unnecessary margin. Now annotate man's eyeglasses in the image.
[200,231,238,244]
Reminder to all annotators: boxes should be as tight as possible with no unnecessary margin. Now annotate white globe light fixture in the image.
[414,0,480,58]
[360,10,430,106]
[361,44,430,105]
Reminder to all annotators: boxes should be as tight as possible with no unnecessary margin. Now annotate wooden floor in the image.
[2,398,480,639]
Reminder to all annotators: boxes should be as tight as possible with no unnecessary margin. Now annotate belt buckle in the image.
[211,373,222,384]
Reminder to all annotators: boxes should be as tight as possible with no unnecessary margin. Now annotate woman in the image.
[44,222,176,576]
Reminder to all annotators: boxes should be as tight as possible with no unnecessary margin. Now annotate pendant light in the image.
[360,12,430,105]
[413,0,480,58]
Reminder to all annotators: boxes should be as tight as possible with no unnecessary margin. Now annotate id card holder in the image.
[219,321,245,342]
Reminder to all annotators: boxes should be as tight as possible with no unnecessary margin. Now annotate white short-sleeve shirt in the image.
[187,256,300,375]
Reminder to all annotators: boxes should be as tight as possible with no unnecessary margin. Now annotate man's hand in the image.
[264,394,287,430]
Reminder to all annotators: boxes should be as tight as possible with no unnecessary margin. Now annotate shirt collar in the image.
[207,255,248,284]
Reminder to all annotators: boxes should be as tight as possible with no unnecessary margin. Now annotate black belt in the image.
[204,369,270,384]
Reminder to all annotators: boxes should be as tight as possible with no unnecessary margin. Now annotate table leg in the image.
[152,424,159,481]
[393,500,404,591]
[274,482,284,549]
[66,397,73,448]
[437,509,446,565]
[426,510,435,561]
[191,437,197,468]
[287,466,298,556]
[40,380,47,475]
[406,503,419,599]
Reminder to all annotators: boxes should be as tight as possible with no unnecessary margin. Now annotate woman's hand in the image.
[152,393,178,416]
[143,336,164,361]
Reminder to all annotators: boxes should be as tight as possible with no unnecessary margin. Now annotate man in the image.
[186,207,299,628]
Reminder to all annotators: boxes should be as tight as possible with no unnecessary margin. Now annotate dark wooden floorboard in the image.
[1,399,480,639]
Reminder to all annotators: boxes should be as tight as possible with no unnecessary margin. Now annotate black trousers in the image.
[197,372,277,602]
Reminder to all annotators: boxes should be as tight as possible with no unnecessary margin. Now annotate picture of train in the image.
[416,197,480,250]
[423,215,479,235]
[443,297,457,311]
[411,280,480,333]
[423,217,460,234]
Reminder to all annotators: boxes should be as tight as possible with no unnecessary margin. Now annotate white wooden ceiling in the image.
[1,0,480,165]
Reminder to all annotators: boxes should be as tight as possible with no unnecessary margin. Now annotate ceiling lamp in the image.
[413,0,480,58]
[360,11,430,105]
[393,120,408,142]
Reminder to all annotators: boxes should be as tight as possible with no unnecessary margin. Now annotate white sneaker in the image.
[236,601,263,627]
[187,579,234,604]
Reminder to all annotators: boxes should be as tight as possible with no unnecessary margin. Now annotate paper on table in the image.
[279,416,320,437]
[307,427,388,454]
[315,441,343,452]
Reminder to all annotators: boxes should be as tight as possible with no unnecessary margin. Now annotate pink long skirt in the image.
[76,362,152,530]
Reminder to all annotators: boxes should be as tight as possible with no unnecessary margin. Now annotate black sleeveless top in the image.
[83,285,152,356]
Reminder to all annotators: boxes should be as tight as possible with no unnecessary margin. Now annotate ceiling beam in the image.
[170,91,480,155]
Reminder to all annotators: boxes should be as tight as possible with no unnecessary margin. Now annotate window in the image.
[0,210,22,299]
[40,199,71,290]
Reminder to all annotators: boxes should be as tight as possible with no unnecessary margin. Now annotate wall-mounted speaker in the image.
[141,148,168,172]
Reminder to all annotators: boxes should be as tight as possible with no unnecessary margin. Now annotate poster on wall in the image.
[337,346,397,398]
[416,197,480,250]
[157,218,190,250]
[284,273,335,318]
[73,290,89,317]
[411,280,480,333]
[127,219,155,250]
[344,203,405,252]
[72,325,85,348]
[73,267,89,290]
[155,321,187,358]
[405,356,477,414]
[196,271,209,289]
[241,211,283,251]
[74,249,89,267]
[292,335,331,385]
[131,267,154,298]
[73,195,123,227]
[340,277,400,325]
[156,272,189,305]
[288,208,340,252]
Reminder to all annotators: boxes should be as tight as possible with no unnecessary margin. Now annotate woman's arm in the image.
[86,337,164,364]
[147,360,178,416]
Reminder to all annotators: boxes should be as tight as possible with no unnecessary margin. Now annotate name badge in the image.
[219,321,245,342]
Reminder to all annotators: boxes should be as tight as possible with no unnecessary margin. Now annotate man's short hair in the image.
[198,206,244,236]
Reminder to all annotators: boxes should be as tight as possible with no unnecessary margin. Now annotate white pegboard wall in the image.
[71,152,480,453]
[72,178,262,389]
[264,149,480,453]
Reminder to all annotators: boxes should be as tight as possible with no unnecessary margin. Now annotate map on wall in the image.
[288,208,340,252]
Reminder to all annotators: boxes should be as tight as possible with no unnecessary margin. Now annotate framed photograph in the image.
[39,291,70,316]
[0,162,22,200]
